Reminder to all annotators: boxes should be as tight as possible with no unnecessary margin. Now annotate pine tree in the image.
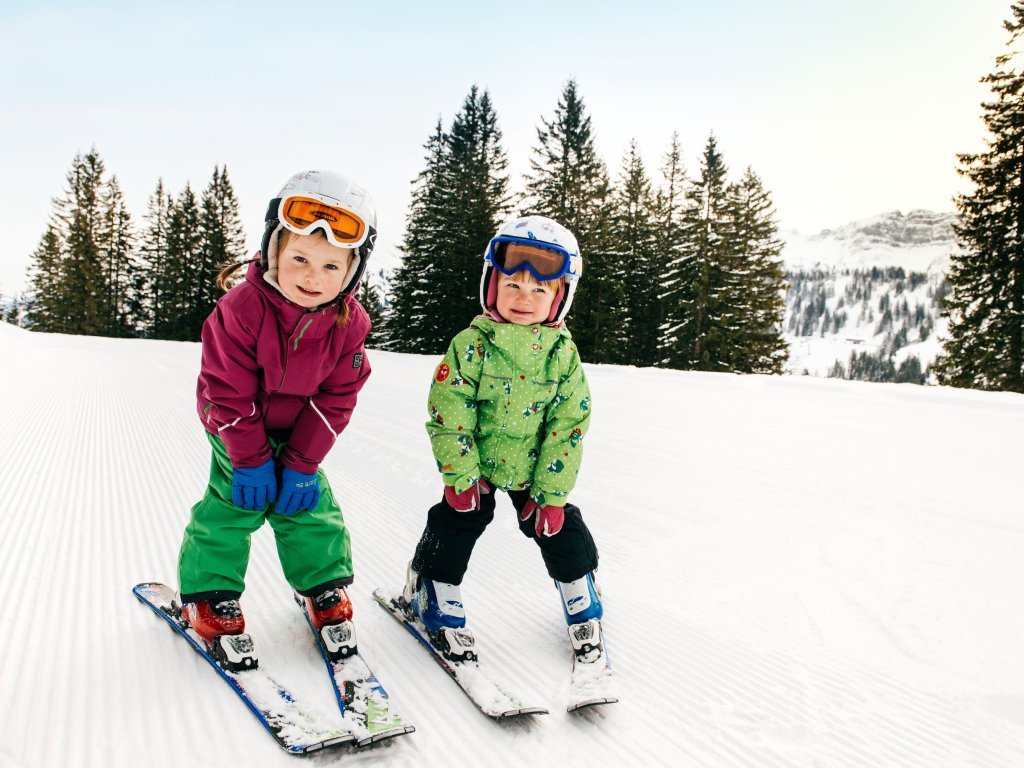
[609,140,657,366]
[359,276,385,347]
[523,80,609,257]
[522,80,612,359]
[723,167,788,373]
[52,149,112,335]
[440,86,512,336]
[653,133,689,366]
[192,166,246,339]
[99,175,138,336]
[670,134,731,370]
[385,87,510,353]
[156,184,202,340]
[934,3,1024,391]
[24,225,64,331]
[141,179,174,336]
[383,120,449,352]
[25,148,137,337]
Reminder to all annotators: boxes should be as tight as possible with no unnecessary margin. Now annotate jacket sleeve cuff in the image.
[221,436,273,469]
[529,487,568,507]
[278,445,319,476]
[451,469,481,495]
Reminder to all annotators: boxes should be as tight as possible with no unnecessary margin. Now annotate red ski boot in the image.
[181,598,257,671]
[301,587,357,661]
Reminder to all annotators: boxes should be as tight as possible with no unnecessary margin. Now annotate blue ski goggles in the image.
[486,237,575,281]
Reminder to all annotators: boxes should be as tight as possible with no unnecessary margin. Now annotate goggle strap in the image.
[265,197,281,223]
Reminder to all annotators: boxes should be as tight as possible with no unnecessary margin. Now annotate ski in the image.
[372,588,548,719]
[566,618,618,712]
[295,593,415,746]
[132,582,353,755]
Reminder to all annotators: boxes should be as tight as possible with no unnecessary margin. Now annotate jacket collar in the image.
[470,314,570,352]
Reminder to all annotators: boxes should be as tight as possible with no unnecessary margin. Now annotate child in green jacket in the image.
[401,215,605,665]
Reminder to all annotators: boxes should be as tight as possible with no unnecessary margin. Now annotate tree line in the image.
[23,80,790,372]
[382,81,789,373]
[23,150,246,341]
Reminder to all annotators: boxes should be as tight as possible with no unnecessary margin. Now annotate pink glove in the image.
[520,500,565,537]
[444,479,491,512]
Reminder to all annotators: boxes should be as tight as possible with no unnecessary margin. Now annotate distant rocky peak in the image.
[814,210,958,249]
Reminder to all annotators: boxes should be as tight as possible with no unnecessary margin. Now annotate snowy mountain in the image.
[2,321,1024,767]
[781,210,958,379]
[782,210,956,273]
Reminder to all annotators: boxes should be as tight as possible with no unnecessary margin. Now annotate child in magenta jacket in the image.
[177,169,375,667]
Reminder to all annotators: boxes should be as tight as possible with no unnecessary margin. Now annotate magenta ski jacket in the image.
[196,260,371,475]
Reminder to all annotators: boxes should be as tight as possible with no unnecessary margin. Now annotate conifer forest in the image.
[9,1,1024,392]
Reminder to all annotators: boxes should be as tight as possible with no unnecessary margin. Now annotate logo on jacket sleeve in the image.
[435,362,451,383]
[352,352,363,369]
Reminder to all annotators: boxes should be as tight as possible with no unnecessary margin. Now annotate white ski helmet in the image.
[480,215,582,325]
[261,170,377,300]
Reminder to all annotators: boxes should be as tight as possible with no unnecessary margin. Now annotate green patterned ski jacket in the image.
[426,316,591,508]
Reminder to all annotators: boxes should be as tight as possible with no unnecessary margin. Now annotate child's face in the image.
[495,273,558,325]
[276,233,353,308]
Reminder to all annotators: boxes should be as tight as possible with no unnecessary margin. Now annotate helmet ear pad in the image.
[485,268,499,313]
[547,284,566,323]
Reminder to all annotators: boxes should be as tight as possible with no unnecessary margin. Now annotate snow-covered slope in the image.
[2,322,1024,767]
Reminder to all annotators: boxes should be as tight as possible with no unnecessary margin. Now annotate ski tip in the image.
[371,588,405,612]
[567,697,619,713]
[132,582,176,606]
[133,581,176,597]
[354,724,416,747]
[498,706,549,717]
[298,733,359,752]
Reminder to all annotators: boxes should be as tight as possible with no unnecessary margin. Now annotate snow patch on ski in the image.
[132,582,352,753]
[295,592,415,746]
[373,588,548,718]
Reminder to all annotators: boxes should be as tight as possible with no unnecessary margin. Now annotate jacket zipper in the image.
[279,312,319,390]
[293,317,315,351]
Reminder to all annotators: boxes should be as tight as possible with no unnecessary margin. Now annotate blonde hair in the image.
[504,269,564,291]
[215,228,352,327]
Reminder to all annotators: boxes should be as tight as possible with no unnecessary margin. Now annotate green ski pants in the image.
[177,432,353,600]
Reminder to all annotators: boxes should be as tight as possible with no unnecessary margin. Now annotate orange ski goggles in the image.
[278,196,368,248]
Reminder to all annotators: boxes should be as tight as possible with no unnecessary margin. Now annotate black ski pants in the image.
[412,488,599,585]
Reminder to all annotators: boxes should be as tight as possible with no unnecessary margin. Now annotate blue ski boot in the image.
[402,563,476,662]
[556,572,605,663]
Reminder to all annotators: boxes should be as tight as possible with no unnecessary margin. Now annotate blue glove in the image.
[276,467,320,516]
[231,459,277,510]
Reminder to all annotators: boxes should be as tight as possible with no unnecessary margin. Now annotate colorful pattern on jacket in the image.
[196,260,371,474]
[426,315,591,508]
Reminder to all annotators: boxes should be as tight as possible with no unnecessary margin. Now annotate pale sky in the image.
[0,0,1011,295]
